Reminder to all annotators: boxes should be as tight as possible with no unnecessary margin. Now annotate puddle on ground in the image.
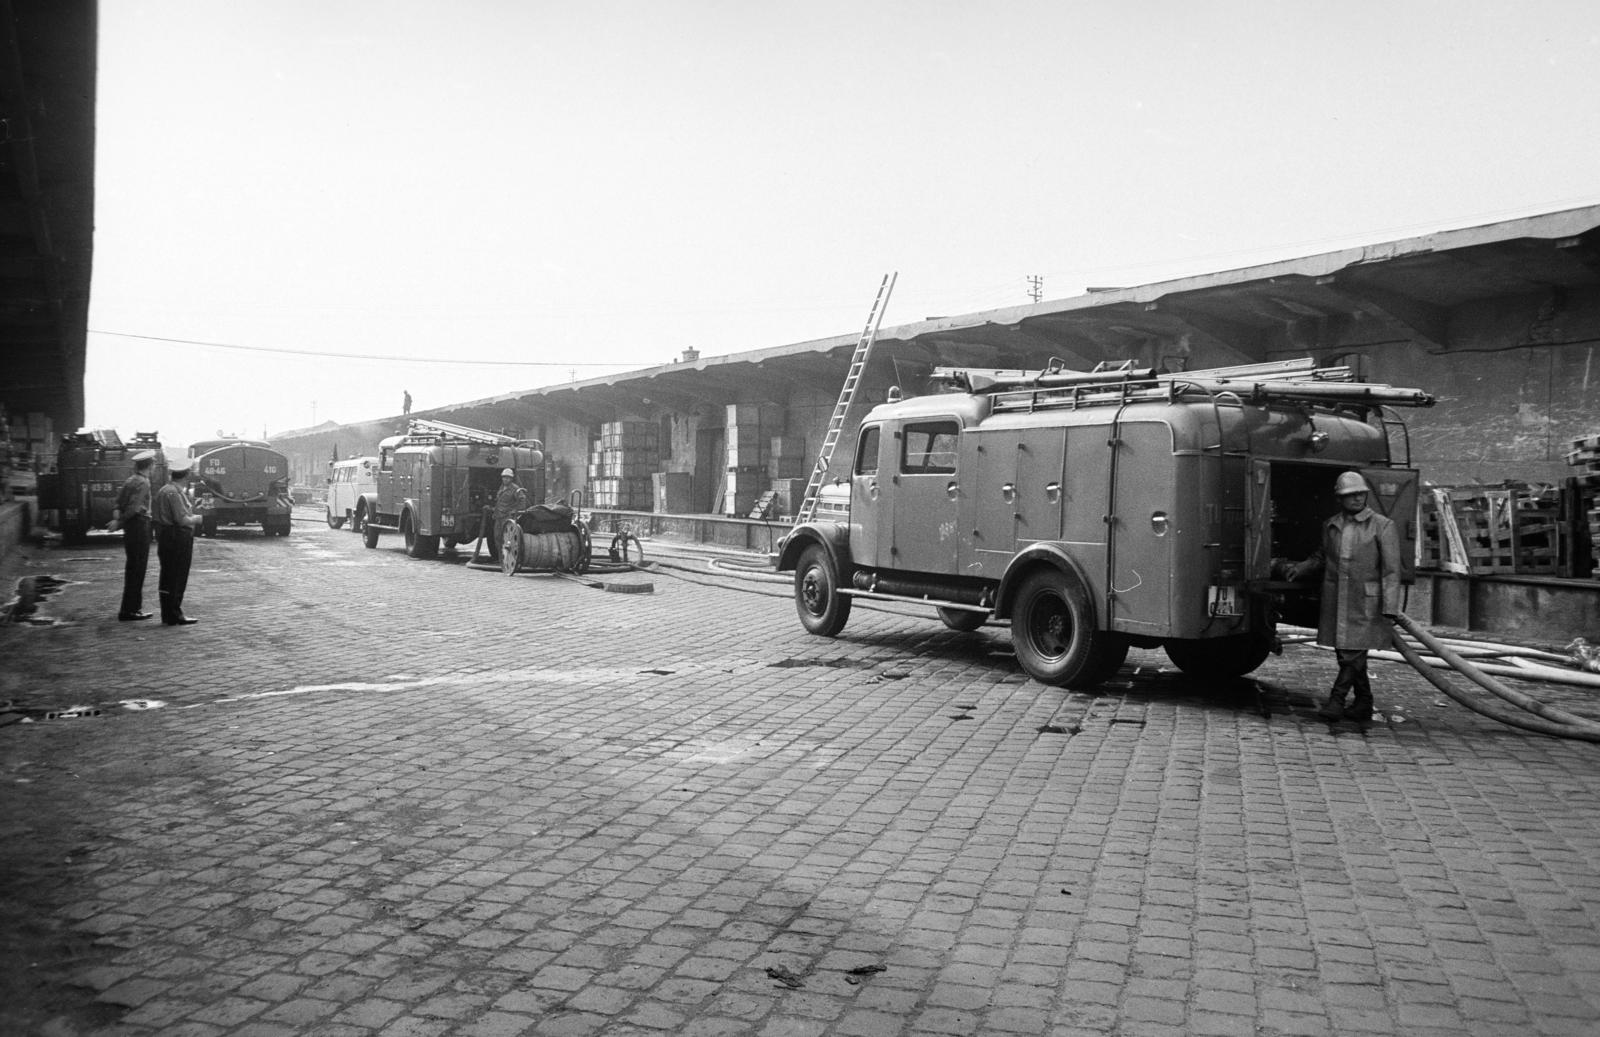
[4,575,69,624]
[767,658,877,669]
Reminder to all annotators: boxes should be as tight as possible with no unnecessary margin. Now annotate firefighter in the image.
[153,464,203,625]
[485,468,529,561]
[110,449,157,621]
[1288,471,1402,722]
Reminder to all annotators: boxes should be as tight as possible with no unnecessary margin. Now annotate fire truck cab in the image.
[360,419,544,559]
[776,359,1432,688]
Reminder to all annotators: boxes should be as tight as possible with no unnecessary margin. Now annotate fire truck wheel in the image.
[1163,634,1272,680]
[937,607,987,632]
[1011,568,1120,689]
[795,543,852,637]
[401,515,439,559]
[363,521,379,548]
[326,507,345,529]
[352,503,366,534]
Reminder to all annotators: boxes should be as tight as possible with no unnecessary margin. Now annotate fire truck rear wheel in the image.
[937,607,987,632]
[1163,634,1272,680]
[402,515,438,559]
[795,544,851,637]
[1011,568,1122,689]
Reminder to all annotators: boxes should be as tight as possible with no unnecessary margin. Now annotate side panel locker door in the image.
[1061,427,1109,610]
[1106,422,1172,635]
[1013,427,1066,548]
[419,462,437,535]
[1361,466,1419,583]
[1245,459,1273,581]
[963,430,1015,579]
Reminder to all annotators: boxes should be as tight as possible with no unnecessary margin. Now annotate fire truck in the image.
[360,419,545,558]
[37,430,168,544]
[776,358,1434,688]
[189,439,295,537]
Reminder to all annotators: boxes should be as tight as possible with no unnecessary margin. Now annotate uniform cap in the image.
[500,468,514,477]
[1334,471,1371,496]
[169,465,191,476]
[132,450,156,463]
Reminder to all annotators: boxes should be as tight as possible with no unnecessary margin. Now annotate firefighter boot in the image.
[1317,690,1347,720]
[1344,694,1374,723]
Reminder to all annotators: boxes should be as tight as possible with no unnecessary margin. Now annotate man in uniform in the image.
[486,467,529,562]
[1289,471,1402,722]
[111,449,157,620]
[153,463,203,626]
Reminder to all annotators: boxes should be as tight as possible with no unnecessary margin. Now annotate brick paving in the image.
[3,510,1600,1036]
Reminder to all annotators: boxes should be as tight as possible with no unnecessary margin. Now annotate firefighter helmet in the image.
[500,468,515,478]
[1334,471,1371,496]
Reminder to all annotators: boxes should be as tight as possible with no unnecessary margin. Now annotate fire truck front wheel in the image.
[795,544,852,637]
[1011,569,1127,689]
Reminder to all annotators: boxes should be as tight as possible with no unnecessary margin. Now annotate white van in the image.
[326,456,378,530]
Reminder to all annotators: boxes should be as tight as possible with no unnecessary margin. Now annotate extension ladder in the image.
[793,272,897,526]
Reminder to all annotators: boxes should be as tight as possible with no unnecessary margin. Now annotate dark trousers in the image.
[1332,649,1372,705]
[120,515,151,615]
[156,525,194,623]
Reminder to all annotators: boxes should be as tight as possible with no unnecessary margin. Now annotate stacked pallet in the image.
[1419,483,1559,575]
[1566,433,1600,576]
[587,420,658,510]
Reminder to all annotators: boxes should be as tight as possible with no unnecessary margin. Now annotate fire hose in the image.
[1387,612,1600,743]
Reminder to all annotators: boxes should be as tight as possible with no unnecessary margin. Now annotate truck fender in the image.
[994,544,1096,623]
[775,523,853,575]
[357,493,381,520]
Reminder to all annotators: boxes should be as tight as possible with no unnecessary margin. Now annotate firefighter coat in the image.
[1306,506,1402,651]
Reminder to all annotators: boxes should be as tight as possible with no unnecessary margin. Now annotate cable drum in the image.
[501,521,585,575]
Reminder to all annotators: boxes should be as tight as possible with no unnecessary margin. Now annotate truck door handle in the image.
[1046,482,1061,503]
[946,481,958,500]
[1001,483,1015,503]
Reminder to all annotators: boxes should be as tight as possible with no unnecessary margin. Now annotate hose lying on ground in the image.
[1388,612,1600,742]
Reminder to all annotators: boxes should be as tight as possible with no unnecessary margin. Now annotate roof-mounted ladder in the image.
[406,418,518,445]
[794,272,897,526]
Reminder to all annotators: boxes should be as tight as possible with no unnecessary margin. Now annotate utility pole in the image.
[1027,275,1043,303]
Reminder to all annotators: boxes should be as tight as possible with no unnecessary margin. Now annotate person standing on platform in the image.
[153,464,203,626]
[110,449,156,621]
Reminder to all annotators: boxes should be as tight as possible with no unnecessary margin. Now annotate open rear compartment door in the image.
[1360,465,1419,583]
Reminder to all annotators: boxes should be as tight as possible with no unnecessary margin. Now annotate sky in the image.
[84,0,1600,452]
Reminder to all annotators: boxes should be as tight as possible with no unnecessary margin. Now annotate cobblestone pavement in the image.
[3,509,1600,1037]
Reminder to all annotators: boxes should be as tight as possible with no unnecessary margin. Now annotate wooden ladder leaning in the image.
[793,272,897,526]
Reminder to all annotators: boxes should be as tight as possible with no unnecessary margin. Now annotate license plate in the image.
[1208,585,1243,617]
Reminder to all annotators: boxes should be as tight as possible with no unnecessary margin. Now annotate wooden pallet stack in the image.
[1418,483,1560,575]
[1565,433,1600,578]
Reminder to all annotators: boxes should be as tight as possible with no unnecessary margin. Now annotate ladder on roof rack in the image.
[793,272,897,526]
[407,418,517,446]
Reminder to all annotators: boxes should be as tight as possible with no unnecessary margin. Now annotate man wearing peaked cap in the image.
[152,462,203,625]
[1287,471,1402,723]
[111,450,158,620]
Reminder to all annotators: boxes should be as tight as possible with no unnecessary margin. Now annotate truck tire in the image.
[326,507,344,529]
[402,515,438,559]
[352,502,366,534]
[937,607,987,632]
[1011,568,1126,688]
[795,543,852,637]
[363,521,380,549]
[1164,634,1272,680]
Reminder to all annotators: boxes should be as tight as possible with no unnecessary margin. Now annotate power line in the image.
[88,329,635,367]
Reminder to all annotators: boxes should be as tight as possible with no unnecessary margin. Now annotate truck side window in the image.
[855,425,880,476]
[901,421,959,474]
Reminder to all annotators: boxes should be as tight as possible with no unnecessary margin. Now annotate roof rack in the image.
[934,357,1434,413]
